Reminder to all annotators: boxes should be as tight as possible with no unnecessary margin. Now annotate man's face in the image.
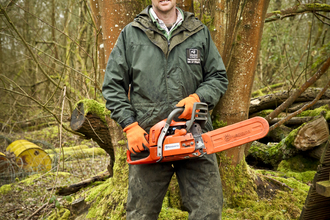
[152,0,176,15]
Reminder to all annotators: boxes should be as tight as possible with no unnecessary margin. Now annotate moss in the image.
[305,3,330,10]
[251,83,284,97]
[277,154,319,172]
[219,152,259,208]
[221,167,309,219]
[297,105,330,120]
[48,208,71,220]
[75,99,111,124]
[212,114,227,129]
[118,140,126,145]
[0,184,12,195]
[255,109,274,117]
[18,172,72,186]
[85,147,129,219]
[158,207,188,220]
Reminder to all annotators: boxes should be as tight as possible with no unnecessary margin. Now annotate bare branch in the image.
[0,75,84,137]
[269,79,330,131]
[265,56,330,122]
[265,3,330,23]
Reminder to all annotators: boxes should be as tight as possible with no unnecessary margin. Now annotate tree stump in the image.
[71,101,115,176]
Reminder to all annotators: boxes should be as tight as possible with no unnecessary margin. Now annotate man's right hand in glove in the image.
[123,122,149,154]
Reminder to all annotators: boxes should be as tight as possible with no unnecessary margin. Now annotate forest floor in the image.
[0,124,317,220]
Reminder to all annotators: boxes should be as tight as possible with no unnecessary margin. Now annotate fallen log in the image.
[71,100,115,176]
[248,116,329,167]
[308,140,329,161]
[249,88,330,114]
[247,140,299,168]
[269,116,315,126]
[265,125,292,142]
[288,100,330,113]
[48,171,110,196]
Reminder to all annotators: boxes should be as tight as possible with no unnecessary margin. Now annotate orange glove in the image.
[123,122,149,154]
[176,93,200,119]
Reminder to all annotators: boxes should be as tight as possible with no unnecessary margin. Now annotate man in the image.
[102,0,228,219]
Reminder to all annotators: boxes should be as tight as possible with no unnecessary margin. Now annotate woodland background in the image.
[0,0,330,219]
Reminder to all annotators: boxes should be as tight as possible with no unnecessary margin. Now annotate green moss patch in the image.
[297,105,330,120]
[75,99,111,124]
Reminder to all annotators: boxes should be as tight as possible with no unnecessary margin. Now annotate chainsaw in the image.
[127,102,269,165]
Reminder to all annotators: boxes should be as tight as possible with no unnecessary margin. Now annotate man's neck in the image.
[152,7,177,25]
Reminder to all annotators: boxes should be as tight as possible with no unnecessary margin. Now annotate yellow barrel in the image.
[6,140,52,172]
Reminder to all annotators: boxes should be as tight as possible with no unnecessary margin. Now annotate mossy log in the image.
[249,88,330,114]
[308,140,329,161]
[265,125,292,142]
[48,171,110,196]
[71,100,115,176]
[248,116,329,168]
[246,141,297,168]
[288,100,330,113]
[269,116,316,125]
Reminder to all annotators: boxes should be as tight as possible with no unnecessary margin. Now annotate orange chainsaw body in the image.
[127,103,269,165]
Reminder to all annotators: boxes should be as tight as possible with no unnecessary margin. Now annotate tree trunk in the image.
[213,0,270,166]
[70,102,117,176]
[89,0,106,82]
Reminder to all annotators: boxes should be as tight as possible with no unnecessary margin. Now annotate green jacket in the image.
[102,6,228,132]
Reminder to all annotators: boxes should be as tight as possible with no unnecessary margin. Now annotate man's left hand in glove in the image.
[175,93,200,119]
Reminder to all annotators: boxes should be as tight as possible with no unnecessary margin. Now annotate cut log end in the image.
[294,116,330,151]
[71,102,86,131]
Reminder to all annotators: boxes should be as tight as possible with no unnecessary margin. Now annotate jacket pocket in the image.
[136,107,155,129]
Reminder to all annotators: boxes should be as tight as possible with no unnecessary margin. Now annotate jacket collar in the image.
[132,6,203,34]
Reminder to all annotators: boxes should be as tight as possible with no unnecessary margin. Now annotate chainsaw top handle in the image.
[166,107,184,124]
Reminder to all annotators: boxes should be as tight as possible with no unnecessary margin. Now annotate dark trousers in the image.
[126,153,223,220]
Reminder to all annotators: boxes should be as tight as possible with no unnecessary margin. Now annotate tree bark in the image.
[214,0,270,166]
[89,0,106,82]
[70,102,116,176]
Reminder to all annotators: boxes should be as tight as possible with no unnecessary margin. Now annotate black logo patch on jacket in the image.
[186,49,201,64]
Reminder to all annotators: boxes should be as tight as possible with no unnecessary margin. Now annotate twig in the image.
[25,203,47,220]
[0,83,83,137]
[0,4,59,88]
[60,86,67,170]
[314,12,330,26]
[270,79,330,131]
[13,3,101,92]
[265,56,330,122]
[260,174,294,192]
